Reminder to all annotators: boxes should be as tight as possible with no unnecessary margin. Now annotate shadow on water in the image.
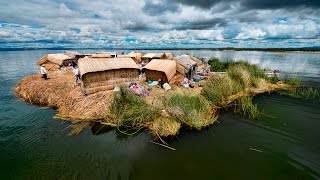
[91,122,147,141]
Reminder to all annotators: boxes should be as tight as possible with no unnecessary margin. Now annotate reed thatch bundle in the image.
[78,57,140,94]
[142,59,177,83]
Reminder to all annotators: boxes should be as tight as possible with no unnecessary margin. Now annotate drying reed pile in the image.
[14,70,113,120]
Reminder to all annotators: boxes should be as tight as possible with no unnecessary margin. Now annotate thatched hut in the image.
[142,59,176,83]
[141,53,165,63]
[174,55,198,79]
[78,58,140,94]
[36,53,73,70]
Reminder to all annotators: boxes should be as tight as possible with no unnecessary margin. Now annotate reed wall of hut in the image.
[142,59,176,83]
[78,58,140,94]
[174,55,198,79]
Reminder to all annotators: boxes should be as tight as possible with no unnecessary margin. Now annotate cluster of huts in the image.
[36,51,205,95]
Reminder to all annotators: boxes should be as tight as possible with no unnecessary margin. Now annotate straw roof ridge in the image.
[78,57,140,76]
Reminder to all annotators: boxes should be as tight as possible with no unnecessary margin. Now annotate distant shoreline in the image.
[1,47,320,52]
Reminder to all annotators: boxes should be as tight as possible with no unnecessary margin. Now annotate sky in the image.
[0,0,320,49]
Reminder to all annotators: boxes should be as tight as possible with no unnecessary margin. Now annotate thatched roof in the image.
[36,54,72,66]
[174,55,197,69]
[64,51,81,58]
[90,54,112,58]
[142,53,164,59]
[78,57,139,76]
[142,59,177,81]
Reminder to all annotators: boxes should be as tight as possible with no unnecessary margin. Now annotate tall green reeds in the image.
[110,87,159,127]
[234,96,262,119]
[285,76,301,86]
[269,74,280,84]
[281,87,320,103]
[208,58,228,72]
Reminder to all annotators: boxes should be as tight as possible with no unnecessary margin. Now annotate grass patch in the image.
[149,117,181,137]
[201,76,243,107]
[234,96,262,119]
[110,87,159,127]
[285,76,301,86]
[166,94,215,129]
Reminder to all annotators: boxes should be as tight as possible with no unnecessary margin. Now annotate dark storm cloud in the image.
[143,0,180,16]
[170,0,320,10]
[242,0,320,9]
[175,18,227,30]
[122,22,150,31]
[171,0,227,9]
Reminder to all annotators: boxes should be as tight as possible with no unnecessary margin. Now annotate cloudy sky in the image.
[1,0,320,49]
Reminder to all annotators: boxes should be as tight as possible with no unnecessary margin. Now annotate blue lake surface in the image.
[0,50,319,179]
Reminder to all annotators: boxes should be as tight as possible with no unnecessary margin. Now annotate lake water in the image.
[0,50,319,179]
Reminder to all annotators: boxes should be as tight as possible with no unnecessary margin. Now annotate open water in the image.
[0,50,319,179]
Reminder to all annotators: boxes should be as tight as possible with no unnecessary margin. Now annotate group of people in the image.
[39,59,81,85]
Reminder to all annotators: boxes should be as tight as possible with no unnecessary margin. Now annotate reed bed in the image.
[233,97,262,119]
[14,62,294,137]
[280,87,320,103]
[109,87,160,127]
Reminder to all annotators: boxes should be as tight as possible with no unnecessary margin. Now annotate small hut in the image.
[36,53,73,70]
[78,58,140,94]
[142,59,176,83]
[174,55,198,79]
[141,53,165,63]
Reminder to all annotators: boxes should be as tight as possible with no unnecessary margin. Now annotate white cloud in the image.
[0,0,319,48]
[235,28,266,39]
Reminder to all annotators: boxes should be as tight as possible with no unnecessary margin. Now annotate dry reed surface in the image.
[14,70,290,137]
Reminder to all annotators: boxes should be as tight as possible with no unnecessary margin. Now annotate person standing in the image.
[40,65,48,80]
[73,67,80,85]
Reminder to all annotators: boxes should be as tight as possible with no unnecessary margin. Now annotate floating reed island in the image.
[15,51,303,138]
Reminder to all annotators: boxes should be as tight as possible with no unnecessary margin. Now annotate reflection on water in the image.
[0,50,319,179]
